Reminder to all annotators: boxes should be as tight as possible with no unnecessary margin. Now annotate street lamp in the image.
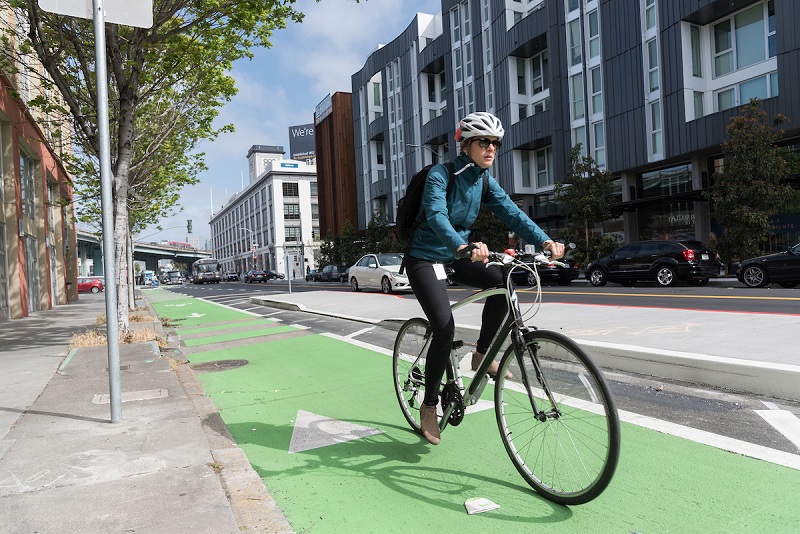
[239,227,256,269]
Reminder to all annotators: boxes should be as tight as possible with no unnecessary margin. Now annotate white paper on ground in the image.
[464,497,499,514]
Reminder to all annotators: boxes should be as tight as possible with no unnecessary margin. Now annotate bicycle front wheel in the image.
[392,318,431,434]
[495,330,620,505]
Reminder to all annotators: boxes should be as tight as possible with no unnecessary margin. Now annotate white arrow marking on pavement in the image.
[188,313,205,318]
[288,410,384,454]
[165,303,189,307]
[755,409,800,452]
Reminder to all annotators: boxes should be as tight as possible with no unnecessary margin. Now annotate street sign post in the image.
[38,0,153,423]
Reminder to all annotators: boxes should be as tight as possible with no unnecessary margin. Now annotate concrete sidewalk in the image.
[252,289,800,401]
[0,294,290,533]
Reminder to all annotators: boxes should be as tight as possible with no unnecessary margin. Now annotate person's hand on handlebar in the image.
[543,240,565,259]
[457,242,489,263]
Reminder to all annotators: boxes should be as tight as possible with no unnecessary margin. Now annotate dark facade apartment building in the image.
[350,0,799,249]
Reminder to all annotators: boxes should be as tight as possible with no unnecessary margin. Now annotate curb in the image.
[141,293,294,533]
[255,298,800,403]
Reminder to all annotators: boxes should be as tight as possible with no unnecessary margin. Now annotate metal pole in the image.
[93,0,122,423]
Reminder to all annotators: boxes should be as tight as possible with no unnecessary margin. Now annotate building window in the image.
[572,125,587,157]
[644,0,656,30]
[516,58,526,94]
[592,121,606,168]
[650,100,663,156]
[647,38,659,92]
[311,203,319,218]
[521,151,530,187]
[587,10,600,59]
[284,204,300,220]
[285,227,302,241]
[713,3,771,77]
[568,19,582,66]
[590,66,603,115]
[535,147,553,188]
[690,25,702,77]
[693,91,704,119]
[571,73,584,119]
[20,152,35,219]
[282,182,299,197]
[310,182,317,196]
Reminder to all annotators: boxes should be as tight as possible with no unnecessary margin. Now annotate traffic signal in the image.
[187,219,193,233]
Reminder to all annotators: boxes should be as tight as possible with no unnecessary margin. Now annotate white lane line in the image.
[323,332,800,471]
[346,327,375,339]
[755,410,800,452]
[761,401,781,410]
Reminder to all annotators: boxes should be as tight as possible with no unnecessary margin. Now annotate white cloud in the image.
[139,0,440,244]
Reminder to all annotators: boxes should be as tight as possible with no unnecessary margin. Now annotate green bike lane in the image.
[148,289,800,533]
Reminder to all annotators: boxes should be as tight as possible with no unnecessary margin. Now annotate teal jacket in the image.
[408,154,551,263]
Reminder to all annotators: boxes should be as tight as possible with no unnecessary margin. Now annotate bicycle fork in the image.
[513,329,562,422]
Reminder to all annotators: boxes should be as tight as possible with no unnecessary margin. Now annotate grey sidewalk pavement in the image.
[252,284,800,401]
[0,294,291,534]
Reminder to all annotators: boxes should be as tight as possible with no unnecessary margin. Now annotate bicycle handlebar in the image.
[456,243,568,268]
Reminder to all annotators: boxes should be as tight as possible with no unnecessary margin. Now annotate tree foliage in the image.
[471,207,512,251]
[553,145,614,265]
[364,209,391,254]
[707,98,794,266]
[319,220,364,268]
[2,0,308,328]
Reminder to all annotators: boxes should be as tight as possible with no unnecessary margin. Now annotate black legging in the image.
[404,255,508,406]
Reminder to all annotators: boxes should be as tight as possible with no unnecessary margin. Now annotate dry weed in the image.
[69,327,166,348]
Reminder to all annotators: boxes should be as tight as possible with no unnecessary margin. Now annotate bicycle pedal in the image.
[452,340,464,349]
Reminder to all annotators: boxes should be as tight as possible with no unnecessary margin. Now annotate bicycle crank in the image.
[441,383,465,426]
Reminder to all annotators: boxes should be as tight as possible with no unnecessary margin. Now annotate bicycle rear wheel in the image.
[495,330,620,505]
[392,318,431,433]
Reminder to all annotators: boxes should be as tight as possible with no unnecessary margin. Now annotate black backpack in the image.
[395,162,456,244]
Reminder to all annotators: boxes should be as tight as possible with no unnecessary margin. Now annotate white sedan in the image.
[348,253,411,294]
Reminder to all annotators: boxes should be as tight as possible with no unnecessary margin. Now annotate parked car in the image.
[737,243,800,288]
[244,270,267,283]
[347,253,411,294]
[264,270,285,280]
[223,272,240,281]
[586,240,722,287]
[510,253,581,287]
[319,264,348,282]
[305,269,319,282]
[77,277,104,293]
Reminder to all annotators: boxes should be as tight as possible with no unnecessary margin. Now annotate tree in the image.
[553,145,614,265]
[338,220,363,267]
[471,208,511,251]
[707,98,794,269]
[364,208,394,254]
[2,0,307,331]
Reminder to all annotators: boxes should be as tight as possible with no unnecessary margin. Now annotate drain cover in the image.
[190,359,249,373]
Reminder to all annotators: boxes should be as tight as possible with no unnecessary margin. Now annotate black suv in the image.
[586,240,721,287]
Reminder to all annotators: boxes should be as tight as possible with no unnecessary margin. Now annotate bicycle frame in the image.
[439,273,536,430]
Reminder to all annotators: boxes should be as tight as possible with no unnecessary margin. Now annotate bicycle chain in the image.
[441,383,465,426]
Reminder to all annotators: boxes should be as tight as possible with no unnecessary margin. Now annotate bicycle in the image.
[392,247,620,505]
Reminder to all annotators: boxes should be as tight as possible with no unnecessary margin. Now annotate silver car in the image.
[348,253,411,294]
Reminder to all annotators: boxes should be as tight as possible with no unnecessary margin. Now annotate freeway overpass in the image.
[77,230,212,276]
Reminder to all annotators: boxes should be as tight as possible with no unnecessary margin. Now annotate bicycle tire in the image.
[392,318,432,434]
[495,330,620,505]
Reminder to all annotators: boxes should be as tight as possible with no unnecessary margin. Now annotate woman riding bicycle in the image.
[404,111,565,445]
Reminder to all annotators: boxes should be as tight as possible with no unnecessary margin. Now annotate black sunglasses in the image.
[473,137,502,150]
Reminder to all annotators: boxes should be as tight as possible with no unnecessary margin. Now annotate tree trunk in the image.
[127,232,135,311]
[113,177,130,333]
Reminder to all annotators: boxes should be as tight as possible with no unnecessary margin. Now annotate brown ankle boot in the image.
[471,352,512,380]
[419,403,440,445]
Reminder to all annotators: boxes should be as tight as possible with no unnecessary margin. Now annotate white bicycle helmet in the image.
[456,112,505,141]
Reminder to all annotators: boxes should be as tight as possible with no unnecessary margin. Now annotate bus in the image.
[191,258,221,284]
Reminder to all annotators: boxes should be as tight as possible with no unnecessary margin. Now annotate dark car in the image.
[586,240,722,287]
[264,270,285,280]
[305,269,319,282]
[77,277,104,293]
[244,270,267,283]
[737,243,800,288]
[319,264,348,282]
[510,254,581,286]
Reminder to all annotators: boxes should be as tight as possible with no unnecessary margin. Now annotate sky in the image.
[133,0,439,247]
